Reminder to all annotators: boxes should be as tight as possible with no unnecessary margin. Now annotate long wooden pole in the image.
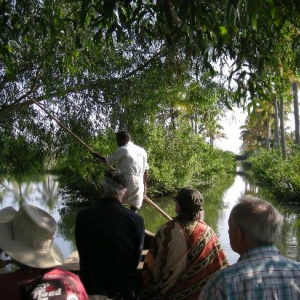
[144,195,172,221]
[32,99,172,221]
[32,99,95,154]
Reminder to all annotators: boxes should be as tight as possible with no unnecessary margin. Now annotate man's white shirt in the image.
[105,141,149,176]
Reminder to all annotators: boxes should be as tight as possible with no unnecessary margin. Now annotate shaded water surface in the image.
[1,173,300,265]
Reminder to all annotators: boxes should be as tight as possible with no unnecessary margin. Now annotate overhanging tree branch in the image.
[0,48,165,117]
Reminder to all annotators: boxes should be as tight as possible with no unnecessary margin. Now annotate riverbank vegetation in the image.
[53,123,235,202]
[241,96,300,202]
[246,150,300,202]
[240,91,300,202]
[1,1,300,201]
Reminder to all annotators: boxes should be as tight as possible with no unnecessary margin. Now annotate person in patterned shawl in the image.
[138,188,229,300]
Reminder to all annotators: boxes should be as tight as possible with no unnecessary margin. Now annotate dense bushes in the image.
[53,124,235,202]
[0,133,46,179]
[248,150,300,202]
[146,125,235,195]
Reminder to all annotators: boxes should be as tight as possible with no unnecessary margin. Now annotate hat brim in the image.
[0,211,63,269]
[0,206,17,222]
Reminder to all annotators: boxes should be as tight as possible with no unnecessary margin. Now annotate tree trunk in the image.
[279,96,287,159]
[265,116,270,150]
[292,82,300,147]
[190,117,195,133]
[194,113,198,134]
[220,57,224,102]
[273,97,280,149]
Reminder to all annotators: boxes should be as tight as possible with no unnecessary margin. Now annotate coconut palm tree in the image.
[292,82,300,147]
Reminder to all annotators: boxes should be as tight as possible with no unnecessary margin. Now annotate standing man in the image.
[199,195,300,300]
[93,131,149,212]
[75,170,145,299]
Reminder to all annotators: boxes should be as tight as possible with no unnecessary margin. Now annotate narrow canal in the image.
[1,170,300,266]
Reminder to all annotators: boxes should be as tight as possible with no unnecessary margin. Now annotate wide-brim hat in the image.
[0,204,63,269]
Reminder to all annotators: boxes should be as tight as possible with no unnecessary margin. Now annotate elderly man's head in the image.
[101,170,127,199]
[229,195,283,254]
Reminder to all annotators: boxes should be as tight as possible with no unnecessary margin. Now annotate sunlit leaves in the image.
[1,0,300,179]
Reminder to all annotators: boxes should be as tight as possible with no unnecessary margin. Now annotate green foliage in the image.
[1,0,300,130]
[0,133,46,179]
[249,150,300,202]
[52,128,118,202]
[52,150,102,203]
[53,124,235,201]
[1,0,300,116]
[2,0,299,200]
[147,123,235,195]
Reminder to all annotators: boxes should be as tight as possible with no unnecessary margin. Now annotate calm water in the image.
[1,172,300,265]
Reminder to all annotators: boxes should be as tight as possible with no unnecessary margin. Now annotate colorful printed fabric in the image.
[0,267,88,300]
[139,219,229,300]
[199,245,300,300]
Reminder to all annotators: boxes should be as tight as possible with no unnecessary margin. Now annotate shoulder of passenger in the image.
[76,206,94,219]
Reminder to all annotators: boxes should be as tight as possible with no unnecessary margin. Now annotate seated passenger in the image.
[199,195,300,299]
[139,188,229,300]
[0,204,88,300]
[75,170,145,299]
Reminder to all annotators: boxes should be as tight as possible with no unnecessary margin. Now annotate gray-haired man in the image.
[75,170,145,299]
[199,195,300,300]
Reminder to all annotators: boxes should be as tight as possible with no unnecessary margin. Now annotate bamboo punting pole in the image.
[144,195,172,221]
[32,99,172,221]
[32,99,95,154]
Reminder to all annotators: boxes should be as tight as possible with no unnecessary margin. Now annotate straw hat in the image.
[0,204,63,268]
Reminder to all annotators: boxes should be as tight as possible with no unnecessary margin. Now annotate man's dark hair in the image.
[175,188,204,221]
[115,131,131,141]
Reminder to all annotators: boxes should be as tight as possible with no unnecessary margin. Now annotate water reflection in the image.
[227,173,300,264]
[36,176,59,212]
[206,175,246,264]
[276,204,300,262]
[57,206,80,251]
[0,175,59,209]
[0,180,33,205]
[0,175,75,258]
